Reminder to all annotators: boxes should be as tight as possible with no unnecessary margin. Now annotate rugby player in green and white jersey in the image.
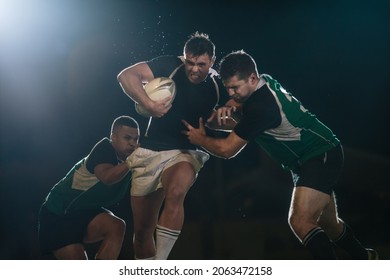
[183,50,377,260]
[38,116,139,259]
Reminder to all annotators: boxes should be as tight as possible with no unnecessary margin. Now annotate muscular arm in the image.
[117,62,171,117]
[117,62,154,104]
[200,131,247,159]
[94,162,130,186]
[182,118,247,159]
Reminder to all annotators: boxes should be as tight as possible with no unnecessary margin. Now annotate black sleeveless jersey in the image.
[142,55,225,151]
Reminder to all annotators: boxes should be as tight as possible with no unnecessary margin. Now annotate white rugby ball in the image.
[135,77,176,117]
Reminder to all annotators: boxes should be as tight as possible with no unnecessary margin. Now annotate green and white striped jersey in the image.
[43,138,132,215]
[234,74,340,170]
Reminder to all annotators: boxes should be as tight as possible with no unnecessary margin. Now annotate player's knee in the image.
[110,217,126,235]
[288,213,305,233]
[318,216,342,234]
[165,184,188,202]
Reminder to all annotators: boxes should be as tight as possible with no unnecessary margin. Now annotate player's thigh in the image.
[290,186,331,221]
[161,161,196,193]
[84,212,125,243]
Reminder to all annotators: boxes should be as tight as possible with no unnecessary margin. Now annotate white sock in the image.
[155,224,181,260]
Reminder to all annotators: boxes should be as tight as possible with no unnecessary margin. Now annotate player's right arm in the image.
[94,162,130,186]
[117,62,170,117]
[87,139,132,186]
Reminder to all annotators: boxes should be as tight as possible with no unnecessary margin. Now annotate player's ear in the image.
[110,132,117,143]
[249,73,257,85]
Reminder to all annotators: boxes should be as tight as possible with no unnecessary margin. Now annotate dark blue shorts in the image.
[38,204,109,257]
[290,145,344,195]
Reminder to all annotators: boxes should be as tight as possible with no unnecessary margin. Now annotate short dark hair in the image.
[183,31,215,58]
[111,115,139,134]
[219,50,259,81]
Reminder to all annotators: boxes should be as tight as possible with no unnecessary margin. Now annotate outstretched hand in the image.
[182,118,207,146]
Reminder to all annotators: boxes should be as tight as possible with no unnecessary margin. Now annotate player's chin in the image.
[188,74,203,84]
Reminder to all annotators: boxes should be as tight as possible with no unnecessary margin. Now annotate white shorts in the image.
[127,148,210,196]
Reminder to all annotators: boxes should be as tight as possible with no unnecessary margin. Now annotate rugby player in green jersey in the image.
[183,50,377,260]
[38,116,139,259]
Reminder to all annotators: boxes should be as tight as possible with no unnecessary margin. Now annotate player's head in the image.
[183,31,216,84]
[110,116,140,160]
[219,50,259,81]
[183,31,215,58]
[219,50,260,103]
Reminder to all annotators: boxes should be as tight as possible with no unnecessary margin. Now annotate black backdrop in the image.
[0,0,389,259]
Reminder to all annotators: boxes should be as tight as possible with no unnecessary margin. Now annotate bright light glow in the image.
[0,0,93,119]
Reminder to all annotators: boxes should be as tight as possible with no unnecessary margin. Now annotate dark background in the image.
[1,0,389,259]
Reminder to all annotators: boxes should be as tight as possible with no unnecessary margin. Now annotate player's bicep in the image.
[118,62,154,85]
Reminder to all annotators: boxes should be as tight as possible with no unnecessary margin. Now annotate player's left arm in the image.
[182,117,247,159]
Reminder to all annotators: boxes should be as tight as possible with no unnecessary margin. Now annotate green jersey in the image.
[234,74,340,170]
[43,138,131,215]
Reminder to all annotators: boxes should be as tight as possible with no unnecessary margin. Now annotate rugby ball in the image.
[135,77,176,117]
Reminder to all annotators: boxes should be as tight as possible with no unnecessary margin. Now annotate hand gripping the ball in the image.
[135,77,176,117]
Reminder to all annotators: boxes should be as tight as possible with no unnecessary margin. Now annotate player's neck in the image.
[255,77,266,91]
